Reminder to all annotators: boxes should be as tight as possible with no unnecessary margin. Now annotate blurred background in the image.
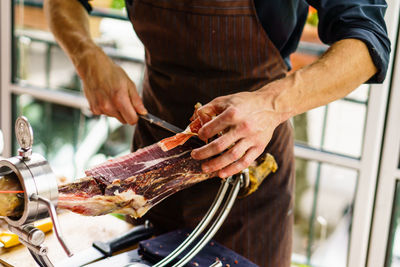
[1,1,400,266]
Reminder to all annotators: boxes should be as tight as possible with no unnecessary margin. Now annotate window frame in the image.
[368,4,400,266]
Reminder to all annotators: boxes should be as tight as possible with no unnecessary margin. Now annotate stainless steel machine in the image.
[0,116,249,267]
[0,116,73,267]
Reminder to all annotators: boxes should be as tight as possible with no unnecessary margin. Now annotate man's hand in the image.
[191,90,284,178]
[191,39,378,178]
[44,0,147,124]
[78,48,147,124]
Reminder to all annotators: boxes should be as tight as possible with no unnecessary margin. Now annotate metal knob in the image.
[15,116,33,160]
[23,225,46,246]
[9,224,45,246]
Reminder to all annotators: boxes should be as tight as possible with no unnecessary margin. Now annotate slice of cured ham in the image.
[58,138,215,218]
[158,103,210,151]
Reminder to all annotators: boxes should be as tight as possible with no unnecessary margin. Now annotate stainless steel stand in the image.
[0,116,73,267]
[153,169,249,267]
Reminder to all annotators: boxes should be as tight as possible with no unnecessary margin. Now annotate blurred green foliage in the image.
[111,0,125,9]
[306,8,319,26]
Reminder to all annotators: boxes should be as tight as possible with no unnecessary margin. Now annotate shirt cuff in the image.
[327,27,390,83]
[76,0,93,13]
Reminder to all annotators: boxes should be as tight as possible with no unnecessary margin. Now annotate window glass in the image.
[13,0,144,91]
[386,180,400,267]
[12,0,144,181]
[291,20,369,159]
[13,94,134,180]
[293,159,358,267]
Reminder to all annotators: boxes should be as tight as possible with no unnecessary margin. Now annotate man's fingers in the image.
[128,83,147,115]
[218,147,260,178]
[201,139,249,173]
[85,90,101,115]
[191,130,241,160]
[100,100,127,124]
[197,107,239,140]
[197,104,219,118]
[196,101,224,125]
[90,105,101,116]
[114,91,138,125]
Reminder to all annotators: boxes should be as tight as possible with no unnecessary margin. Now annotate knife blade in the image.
[56,224,153,267]
[139,113,206,147]
[139,113,183,134]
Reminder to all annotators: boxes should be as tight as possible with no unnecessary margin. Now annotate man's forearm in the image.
[263,38,378,122]
[44,0,98,73]
[45,0,147,123]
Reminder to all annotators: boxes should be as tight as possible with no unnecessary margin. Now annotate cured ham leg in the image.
[58,138,215,218]
[0,107,213,218]
[58,108,212,218]
[0,173,24,217]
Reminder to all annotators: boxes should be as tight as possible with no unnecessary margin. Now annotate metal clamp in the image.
[9,224,53,267]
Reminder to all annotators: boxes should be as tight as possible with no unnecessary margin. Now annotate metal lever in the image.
[31,194,73,257]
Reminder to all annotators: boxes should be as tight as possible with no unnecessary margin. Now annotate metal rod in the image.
[173,176,242,267]
[154,180,230,267]
[11,84,89,111]
[19,238,48,256]
[28,248,54,267]
[31,194,73,257]
[294,143,361,170]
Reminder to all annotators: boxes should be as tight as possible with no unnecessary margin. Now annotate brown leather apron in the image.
[125,0,295,266]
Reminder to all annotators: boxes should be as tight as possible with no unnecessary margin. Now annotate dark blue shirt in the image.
[254,0,390,83]
[79,0,391,83]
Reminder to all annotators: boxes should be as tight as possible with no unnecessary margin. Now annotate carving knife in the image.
[56,224,153,267]
[139,113,183,135]
[139,113,205,146]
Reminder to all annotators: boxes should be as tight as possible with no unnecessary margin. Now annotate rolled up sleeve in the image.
[307,0,391,83]
[76,0,93,13]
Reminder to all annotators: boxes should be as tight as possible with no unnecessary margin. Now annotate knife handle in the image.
[0,232,20,248]
[93,224,153,257]
[34,218,53,233]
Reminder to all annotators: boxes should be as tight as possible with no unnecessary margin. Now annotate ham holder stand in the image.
[0,117,250,267]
